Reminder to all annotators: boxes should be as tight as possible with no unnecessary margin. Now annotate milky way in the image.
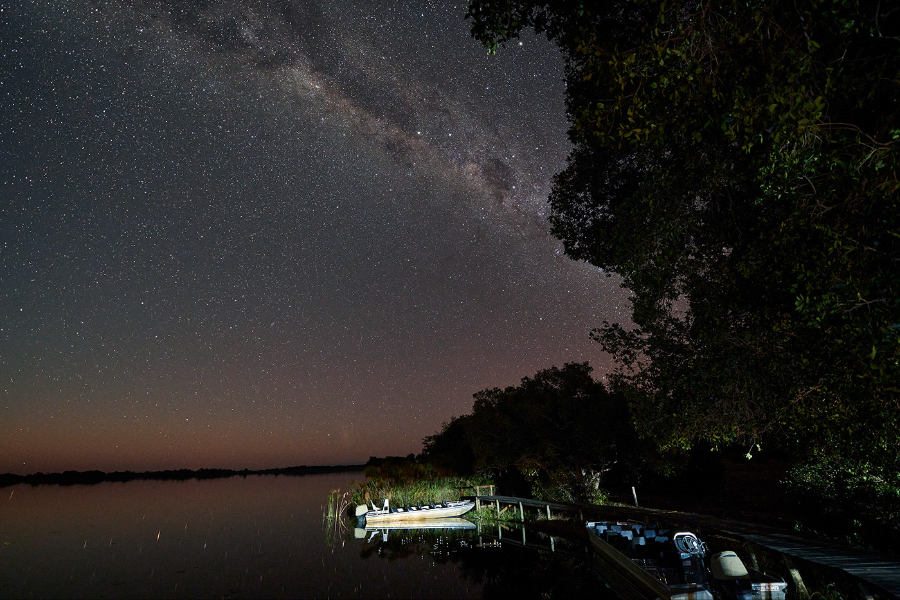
[0,0,629,473]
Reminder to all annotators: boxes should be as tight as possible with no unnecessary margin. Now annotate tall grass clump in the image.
[469,505,523,523]
[351,476,484,507]
[349,456,492,509]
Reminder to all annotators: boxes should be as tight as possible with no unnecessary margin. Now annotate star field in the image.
[0,0,629,474]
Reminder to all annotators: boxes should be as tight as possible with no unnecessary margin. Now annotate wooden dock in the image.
[474,494,585,521]
[472,494,900,599]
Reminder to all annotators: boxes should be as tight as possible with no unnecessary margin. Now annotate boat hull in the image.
[362,501,475,524]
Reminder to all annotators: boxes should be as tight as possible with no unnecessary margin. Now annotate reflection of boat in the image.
[365,517,476,531]
[355,499,475,525]
[354,517,476,540]
[586,521,714,600]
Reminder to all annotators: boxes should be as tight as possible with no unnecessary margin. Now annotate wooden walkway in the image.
[716,525,900,599]
[475,494,587,520]
[638,509,900,599]
[473,495,900,598]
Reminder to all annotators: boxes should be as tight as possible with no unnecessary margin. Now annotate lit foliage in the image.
[783,451,900,549]
[466,0,899,469]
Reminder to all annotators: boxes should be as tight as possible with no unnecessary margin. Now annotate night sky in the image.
[1,0,627,474]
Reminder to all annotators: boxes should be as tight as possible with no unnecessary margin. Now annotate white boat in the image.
[355,499,475,525]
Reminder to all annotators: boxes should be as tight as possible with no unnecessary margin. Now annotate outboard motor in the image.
[710,551,753,600]
[355,504,369,524]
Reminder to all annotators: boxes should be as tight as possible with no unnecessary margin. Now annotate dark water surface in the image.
[0,474,609,599]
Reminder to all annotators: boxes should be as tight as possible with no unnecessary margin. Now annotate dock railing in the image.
[473,484,494,497]
[457,484,494,498]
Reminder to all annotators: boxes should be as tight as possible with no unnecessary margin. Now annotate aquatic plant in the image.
[469,505,522,524]
[323,489,352,546]
[349,476,491,509]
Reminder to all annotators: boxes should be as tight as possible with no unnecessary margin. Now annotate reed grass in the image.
[469,506,522,523]
[350,476,490,509]
[323,489,351,545]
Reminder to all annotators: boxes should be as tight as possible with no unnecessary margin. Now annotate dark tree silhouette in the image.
[464,0,900,546]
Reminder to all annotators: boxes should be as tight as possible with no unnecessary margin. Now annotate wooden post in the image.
[857,581,875,600]
[489,485,494,496]
[519,502,524,521]
[782,557,809,600]
[744,543,759,571]
[522,525,526,545]
[550,536,555,552]
[476,497,481,511]
[632,486,639,508]
[546,504,551,520]
[495,499,500,515]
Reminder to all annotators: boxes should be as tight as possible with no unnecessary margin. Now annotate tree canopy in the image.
[465,0,899,470]
[422,363,646,502]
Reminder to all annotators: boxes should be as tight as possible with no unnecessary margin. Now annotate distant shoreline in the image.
[0,464,366,488]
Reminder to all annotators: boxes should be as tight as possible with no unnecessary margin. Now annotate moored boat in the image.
[586,520,714,600]
[355,499,475,525]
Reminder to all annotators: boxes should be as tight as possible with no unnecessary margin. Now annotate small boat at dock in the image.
[356,499,475,525]
[586,520,713,600]
[586,521,788,600]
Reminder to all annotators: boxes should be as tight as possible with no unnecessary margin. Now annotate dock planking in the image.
[733,530,900,599]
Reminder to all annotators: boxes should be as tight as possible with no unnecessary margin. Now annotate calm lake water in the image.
[0,473,612,599]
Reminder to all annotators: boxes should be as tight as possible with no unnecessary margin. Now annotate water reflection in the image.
[357,517,477,542]
[0,475,612,599]
[351,519,617,599]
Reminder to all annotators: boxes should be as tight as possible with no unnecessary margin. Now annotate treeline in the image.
[420,362,899,551]
[420,363,657,504]
[0,464,364,488]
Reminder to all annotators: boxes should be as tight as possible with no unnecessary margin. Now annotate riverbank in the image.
[0,464,365,487]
